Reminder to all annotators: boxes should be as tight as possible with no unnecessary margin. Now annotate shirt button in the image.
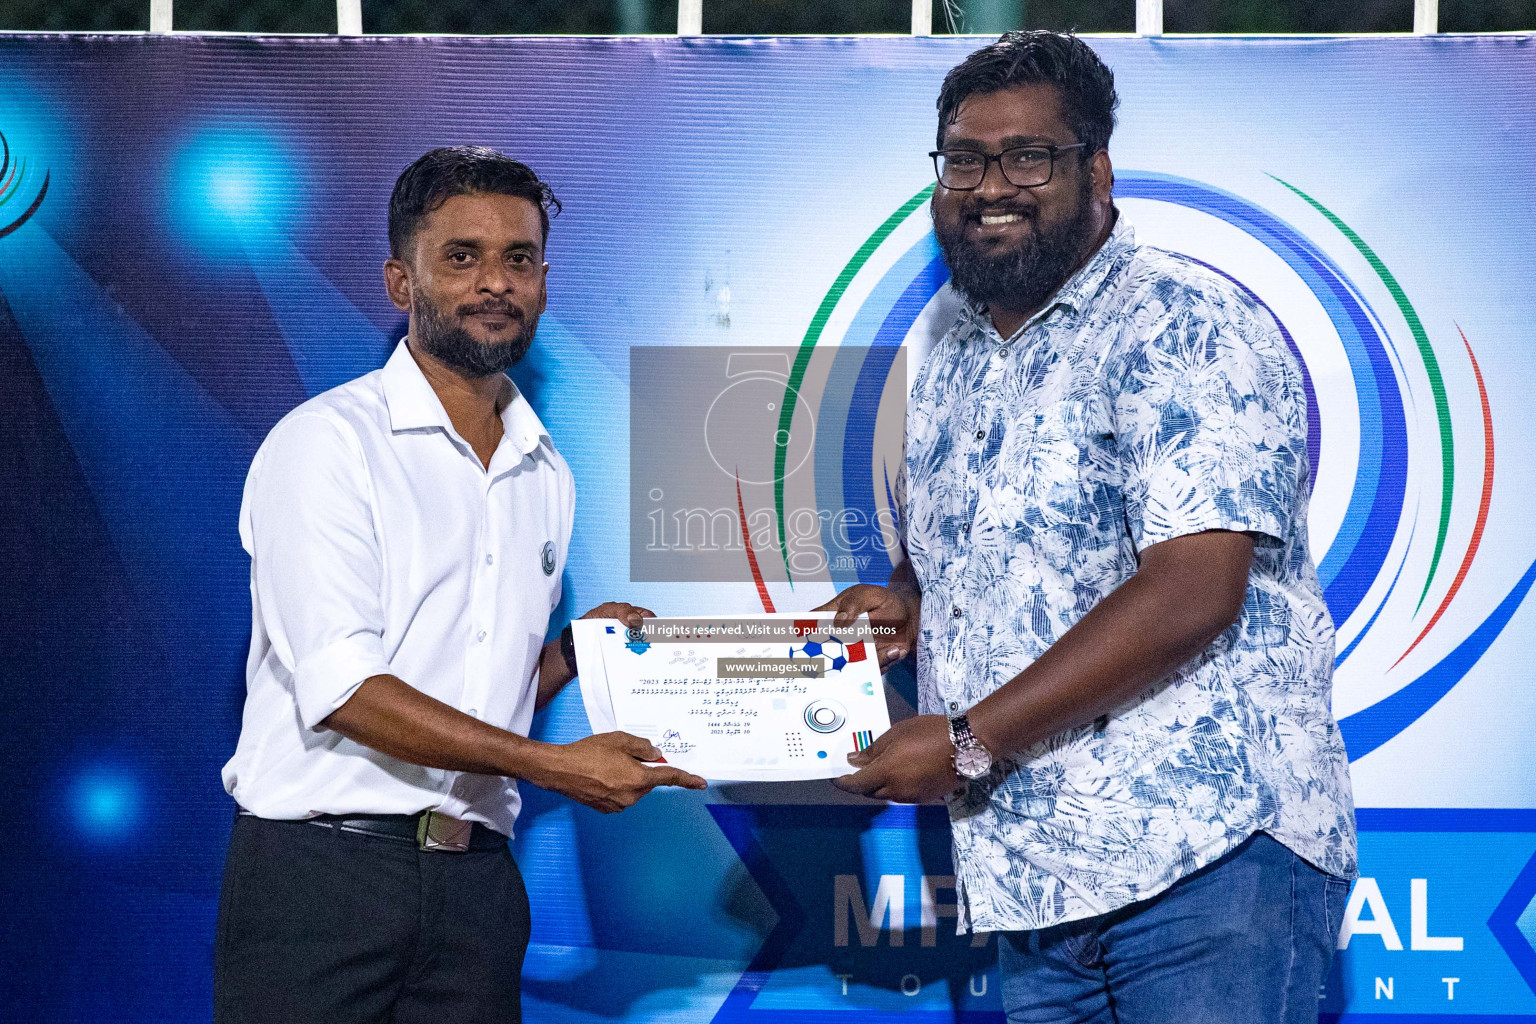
[952,607,963,619]
[476,630,488,643]
[485,553,494,566]
[974,429,986,441]
[466,707,479,719]
[998,345,1010,357]
[961,523,970,535]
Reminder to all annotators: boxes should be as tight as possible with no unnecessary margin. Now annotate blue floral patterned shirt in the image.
[905,215,1357,932]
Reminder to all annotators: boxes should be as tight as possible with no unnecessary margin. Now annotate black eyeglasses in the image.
[929,143,1089,190]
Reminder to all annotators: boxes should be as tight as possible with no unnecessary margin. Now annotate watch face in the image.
[954,745,992,780]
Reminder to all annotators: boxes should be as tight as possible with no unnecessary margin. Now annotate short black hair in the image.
[936,31,1119,154]
[388,146,561,260]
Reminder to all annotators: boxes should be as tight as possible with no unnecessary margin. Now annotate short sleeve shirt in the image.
[905,216,1357,932]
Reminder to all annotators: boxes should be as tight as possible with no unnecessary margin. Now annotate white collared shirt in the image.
[222,340,574,837]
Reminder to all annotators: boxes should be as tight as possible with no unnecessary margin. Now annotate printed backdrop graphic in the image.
[1,32,1533,1022]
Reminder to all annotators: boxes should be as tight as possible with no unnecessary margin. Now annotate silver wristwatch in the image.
[948,713,993,780]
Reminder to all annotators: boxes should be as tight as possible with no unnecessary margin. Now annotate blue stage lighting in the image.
[168,127,303,255]
[72,771,140,838]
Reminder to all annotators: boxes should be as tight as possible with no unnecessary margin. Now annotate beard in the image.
[413,292,537,378]
[935,175,1096,316]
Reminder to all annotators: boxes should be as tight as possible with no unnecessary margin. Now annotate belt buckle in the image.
[417,811,473,853]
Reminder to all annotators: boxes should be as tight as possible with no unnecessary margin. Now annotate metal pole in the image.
[678,0,703,35]
[1135,0,1163,36]
[337,0,363,35]
[1413,0,1438,34]
[912,0,932,36]
[149,0,173,32]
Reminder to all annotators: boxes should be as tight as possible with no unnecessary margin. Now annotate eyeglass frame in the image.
[928,142,1090,191]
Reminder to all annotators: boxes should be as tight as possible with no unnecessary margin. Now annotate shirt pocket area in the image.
[994,400,1091,530]
[1028,401,1088,464]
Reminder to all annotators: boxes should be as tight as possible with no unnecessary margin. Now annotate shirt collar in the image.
[1050,212,1134,316]
[500,384,551,459]
[381,339,551,458]
[959,211,1136,340]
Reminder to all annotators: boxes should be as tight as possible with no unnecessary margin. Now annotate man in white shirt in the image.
[214,146,705,1024]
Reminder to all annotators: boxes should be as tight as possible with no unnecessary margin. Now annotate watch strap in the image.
[949,712,979,749]
[559,623,578,677]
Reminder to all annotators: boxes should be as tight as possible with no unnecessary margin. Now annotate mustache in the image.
[456,301,524,319]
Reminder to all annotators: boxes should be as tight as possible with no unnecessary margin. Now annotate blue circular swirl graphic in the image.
[815,171,1536,760]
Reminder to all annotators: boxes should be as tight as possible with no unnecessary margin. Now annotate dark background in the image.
[1,0,1534,35]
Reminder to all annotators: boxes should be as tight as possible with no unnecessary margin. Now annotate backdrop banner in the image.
[2,32,1534,1022]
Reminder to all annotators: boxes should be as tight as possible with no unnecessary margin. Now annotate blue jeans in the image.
[998,832,1349,1024]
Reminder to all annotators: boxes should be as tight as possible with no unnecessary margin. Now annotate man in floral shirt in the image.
[824,30,1355,1022]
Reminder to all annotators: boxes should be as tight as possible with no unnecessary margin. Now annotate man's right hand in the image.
[525,731,707,813]
[814,581,920,671]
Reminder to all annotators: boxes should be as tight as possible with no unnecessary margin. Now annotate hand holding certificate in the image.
[574,614,894,782]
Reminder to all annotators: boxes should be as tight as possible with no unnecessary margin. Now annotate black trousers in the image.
[214,814,531,1024]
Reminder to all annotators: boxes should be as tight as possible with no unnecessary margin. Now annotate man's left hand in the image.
[832,714,962,804]
[540,602,657,710]
[581,602,654,628]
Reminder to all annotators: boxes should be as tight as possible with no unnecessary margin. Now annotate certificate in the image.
[573,614,893,782]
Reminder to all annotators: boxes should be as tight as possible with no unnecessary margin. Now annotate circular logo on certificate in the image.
[803,699,847,734]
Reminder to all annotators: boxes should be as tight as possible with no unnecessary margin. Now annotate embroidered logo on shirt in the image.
[541,541,556,576]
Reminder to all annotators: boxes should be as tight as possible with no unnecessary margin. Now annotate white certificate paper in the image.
[573,614,892,782]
